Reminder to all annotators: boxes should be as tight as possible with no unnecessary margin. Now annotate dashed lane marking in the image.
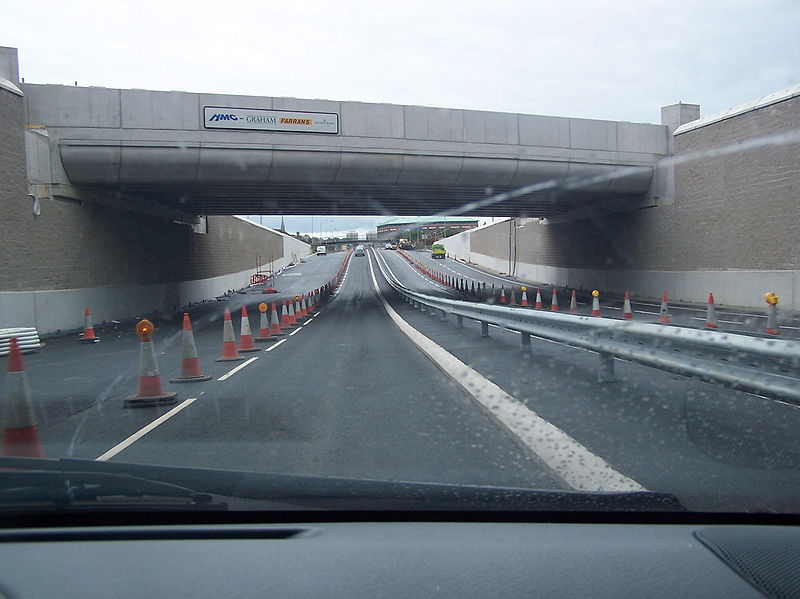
[265,338,287,351]
[96,398,198,461]
[690,317,744,325]
[218,356,259,381]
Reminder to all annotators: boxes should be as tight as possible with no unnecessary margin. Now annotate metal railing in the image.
[0,328,42,357]
[374,252,800,403]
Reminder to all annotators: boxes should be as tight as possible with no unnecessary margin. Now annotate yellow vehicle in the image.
[431,243,446,259]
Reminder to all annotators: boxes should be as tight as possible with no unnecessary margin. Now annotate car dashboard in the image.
[0,516,797,598]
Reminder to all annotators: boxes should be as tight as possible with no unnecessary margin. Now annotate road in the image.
[401,249,800,339]
[4,249,800,512]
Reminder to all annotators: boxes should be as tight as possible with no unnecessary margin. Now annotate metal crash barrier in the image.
[374,253,800,403]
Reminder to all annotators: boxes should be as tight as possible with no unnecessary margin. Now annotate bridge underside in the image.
[95,182,646,217]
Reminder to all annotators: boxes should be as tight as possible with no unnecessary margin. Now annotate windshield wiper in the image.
[0,461,226,512]
[0,456,685,513]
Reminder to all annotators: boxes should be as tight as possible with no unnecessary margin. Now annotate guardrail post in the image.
[521,332,531,352]
[481,321,489,337]
[456,315,464,328]
[598,352,616,383]
[440,309,447,321]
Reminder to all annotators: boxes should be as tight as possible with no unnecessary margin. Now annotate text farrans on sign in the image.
[203,106,339,134]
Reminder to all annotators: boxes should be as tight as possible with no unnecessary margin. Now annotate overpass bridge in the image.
[22,84,670,219]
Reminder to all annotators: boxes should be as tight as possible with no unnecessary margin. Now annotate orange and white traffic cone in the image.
[499,286,507,304]
[280,300,292,329]
[255,302,273,342]
[509,286,517,306]
[295,296,306,320]
[591,290,601,317]
[659,291,670,324]
[79,307,99,344]
[3,337,44,457]
[306,293,315,315]
[534,288,543,309]
[705,293,719,329]
[238,306,259,352]
[170,313,211,383]
[269,302,285,337]
[551,288,560,311]
[216,308,245,362]
[622,291,634,319]
[520,287,529,307]
[569,290,578,313]
[287,300,299,326]
[125,320,178,408]
[765,292,780,335]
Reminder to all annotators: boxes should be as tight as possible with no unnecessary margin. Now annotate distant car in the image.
[316,245,327,255]
[384,243,393,250]
[354,245,366,256]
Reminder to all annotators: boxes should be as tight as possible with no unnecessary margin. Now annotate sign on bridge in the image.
[203,106,339,134]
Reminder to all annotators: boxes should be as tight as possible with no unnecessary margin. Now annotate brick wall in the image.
[0,88,28,264]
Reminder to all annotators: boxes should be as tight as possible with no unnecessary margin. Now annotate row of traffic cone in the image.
[397,250,786,335]
[125,281,335,405]
[1,266,348,453]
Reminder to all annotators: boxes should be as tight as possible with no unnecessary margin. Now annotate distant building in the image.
[376,216,479,235]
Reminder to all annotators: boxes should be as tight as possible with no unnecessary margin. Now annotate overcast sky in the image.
[3,0,798,233]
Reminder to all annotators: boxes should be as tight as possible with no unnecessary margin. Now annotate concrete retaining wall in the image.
[0,226,310,334]
[445,243,799,309]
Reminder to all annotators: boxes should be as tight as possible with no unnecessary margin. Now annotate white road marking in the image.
[96,398,198,461]
[369,252,645,493]
[289,327,302,336]
[218,356,259,381]
[265,338,287,351]
[690,317,744,325]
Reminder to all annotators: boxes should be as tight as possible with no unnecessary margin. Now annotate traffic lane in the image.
[373,253,800,512]
[378,249,464,298]
[252,251,346,298]
[10,255,345,457]
[99,251,561,490]
[407,250,800,338]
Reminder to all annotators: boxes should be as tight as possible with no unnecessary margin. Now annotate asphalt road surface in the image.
[4,249,800,513]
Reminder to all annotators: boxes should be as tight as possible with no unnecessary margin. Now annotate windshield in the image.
[1,1,799,518]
